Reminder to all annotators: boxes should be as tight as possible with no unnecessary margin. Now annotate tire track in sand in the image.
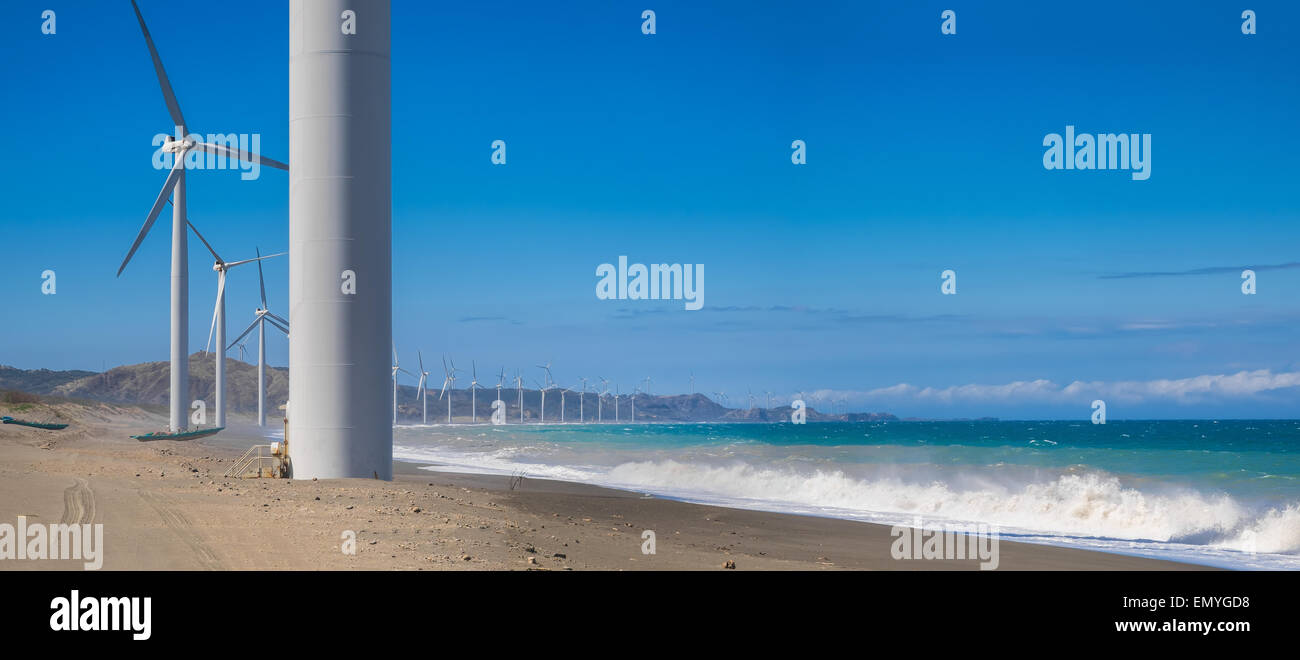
[60,478,96,525]
[139,491,224,570]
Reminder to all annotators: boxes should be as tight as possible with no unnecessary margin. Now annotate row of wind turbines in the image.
[388,357,849,426]
[391,354,668,425]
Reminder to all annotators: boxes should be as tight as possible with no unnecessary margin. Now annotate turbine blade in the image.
[418,350,425,373]
[265,315,289,336]
[265,311,290,328]
[227,316,259,350]
[205,270,226,353]
[192,141,289,171]
[255,246,267,309]
[117,165,183,277]
[186,215,222,263]
[129,0,186,131]
[225,251,286,268]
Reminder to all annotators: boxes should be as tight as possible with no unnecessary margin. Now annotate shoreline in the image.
[0,403,1216,570]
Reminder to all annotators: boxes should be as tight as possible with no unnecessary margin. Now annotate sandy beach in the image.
[0,401,1211,571]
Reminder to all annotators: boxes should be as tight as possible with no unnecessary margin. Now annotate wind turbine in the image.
[119,0,288,432]
[389,346,412,425]
[642,376,652,395]
[714,391,728,408]
[469,361,483,423]
[495,368,506,419]
[630,385,637,423]
[748,388,755,411]
[226,249,289,428]
[515,370,524,423]
[689,372,695,395]
[559,386,569,423]
[197,231,284,429]
[439,357,460,424]
[236,341,247,362]
[597,377,608,422]
[416,351,431,424]
[534,379,551,423]
[536,361,555,423]
[578,377,588,423]
[614,384,620,422]
[765,391,773,409]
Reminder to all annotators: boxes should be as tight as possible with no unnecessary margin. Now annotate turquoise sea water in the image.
[393,420,1300,569]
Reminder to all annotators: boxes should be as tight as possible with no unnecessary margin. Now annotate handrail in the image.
[224,444,274,478]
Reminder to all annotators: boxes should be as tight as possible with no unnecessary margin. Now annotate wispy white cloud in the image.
[805,369,1300,407]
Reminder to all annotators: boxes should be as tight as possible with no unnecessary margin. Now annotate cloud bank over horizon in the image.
[804,369,1300,418]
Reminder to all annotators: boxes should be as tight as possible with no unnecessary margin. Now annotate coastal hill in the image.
[1,355,897,423]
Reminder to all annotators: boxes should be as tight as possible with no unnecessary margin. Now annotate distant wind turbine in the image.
[469,361,483,423]
[578,377,588,423]
[597,377,609,422]
[515,370,524,423]
[495,367,506,418]
[195,225,283,429]
[439,356,460,424]
[390,345,413,425]
[226,249,289,428]
[416,351,431,424]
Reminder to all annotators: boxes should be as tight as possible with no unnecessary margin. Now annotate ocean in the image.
[392,419,1300,569]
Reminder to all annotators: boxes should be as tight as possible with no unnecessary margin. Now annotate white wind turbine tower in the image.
[515,370,525,423]
[194,223,283,429]
[236,341,247,362]
[614,384,620,422]
[629,385,638,423]
[642,376,652,395]
[748,388,755,411]
[119,0,287,432]
[597,377,609,422]
[468,361,483,423]
[578,377,588,423]
[495,368,506,418]
[226,250,289,428]
[390,346,412,425]
[534,379,553,424]
[415,351,431,424]
[765,391,773,410]
[536,361,554,423]
[439,357,460,424]
[559,386,569,423]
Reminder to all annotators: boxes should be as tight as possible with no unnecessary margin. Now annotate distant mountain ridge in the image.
[1,356,897,423]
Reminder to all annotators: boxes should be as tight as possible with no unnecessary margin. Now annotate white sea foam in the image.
[392,439,1300,569]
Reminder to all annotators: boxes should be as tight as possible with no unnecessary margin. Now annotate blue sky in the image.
[1,1,1298,418]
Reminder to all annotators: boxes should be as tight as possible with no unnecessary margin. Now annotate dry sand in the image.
[0,401,1211,571]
